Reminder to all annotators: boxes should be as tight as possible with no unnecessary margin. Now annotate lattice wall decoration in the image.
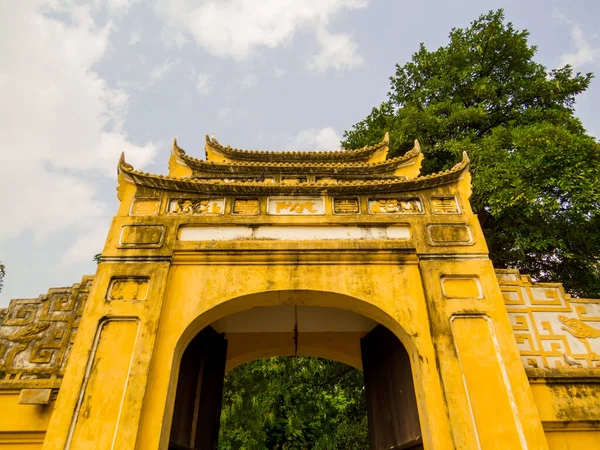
[498,269,600,369]
[0,276,93,388]
[1,269,597,388]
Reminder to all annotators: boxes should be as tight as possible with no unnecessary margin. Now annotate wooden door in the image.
[170,326,228,450]
[361,325,423,450]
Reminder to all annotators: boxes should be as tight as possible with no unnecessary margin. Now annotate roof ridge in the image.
[204,132,389,156]
[177,146,420,169]
[119,150,469,189]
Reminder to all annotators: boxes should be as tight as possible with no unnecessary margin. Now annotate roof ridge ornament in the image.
[179,149,419,169]
[168,138,193,178]
[206,133,221,147]
[118,152,133,174]
[203,132,390,162]
[171,138,186,156]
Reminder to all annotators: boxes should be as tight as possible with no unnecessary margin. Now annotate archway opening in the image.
[168,305,423,450]
[220,356,368,449]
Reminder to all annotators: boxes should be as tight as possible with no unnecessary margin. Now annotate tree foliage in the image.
[343,10,600,297]
[219,357,368,450]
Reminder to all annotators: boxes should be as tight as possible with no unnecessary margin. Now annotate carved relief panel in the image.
[333,198,360,214]
[368,198,423,214]
[267,197,325,215]
[431,197,459,214]
[316,177,338,185]
[107,278,150,301]
[169,198,225,215]
[233,199,259,215]
[281,177,306,186]
[500,270,600,369]
[0,276,93,386]
[130,197,161,216]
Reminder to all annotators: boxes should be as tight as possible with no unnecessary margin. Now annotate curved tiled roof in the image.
[179,148,421,175]
[199,133,390,162]
[119,152,469,195]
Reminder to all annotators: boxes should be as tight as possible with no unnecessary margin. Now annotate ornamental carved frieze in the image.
[431,197,459,214]
[281,177,306,186]
[333,198,359,214]
[267,197,324,215]
[169,198,225,215]
[0,276,93,386]
[316,177,338,185]
[368,198,423,214]
[499,269,600,369]
[558,316,600,339]
[217,177,275,184]
[130,197,161,216]
[233,199,260,215]
[276,201,317,214]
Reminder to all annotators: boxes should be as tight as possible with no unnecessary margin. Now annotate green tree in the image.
[343,9,600,297]
[219,357,369,450]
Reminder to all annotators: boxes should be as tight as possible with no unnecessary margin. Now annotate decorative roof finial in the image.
[117,152,133,174]
[413,139,421,153]
[171,138,186,156]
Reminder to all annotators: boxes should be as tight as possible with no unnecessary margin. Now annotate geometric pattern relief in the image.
[0,275,93,387]
[498,269,600,369]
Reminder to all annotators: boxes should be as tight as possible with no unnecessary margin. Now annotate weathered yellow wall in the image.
[0,392,54,449]
[34,164,553,450]
[1,144,598,449]
[529,374,600,449]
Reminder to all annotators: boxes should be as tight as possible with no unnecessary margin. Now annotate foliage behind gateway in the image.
[343,9,600,298]
[218,357,368,450]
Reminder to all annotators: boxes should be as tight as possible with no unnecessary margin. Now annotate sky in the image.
[0,0,599,306]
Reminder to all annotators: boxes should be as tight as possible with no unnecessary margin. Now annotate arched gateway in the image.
[1,134,599,449]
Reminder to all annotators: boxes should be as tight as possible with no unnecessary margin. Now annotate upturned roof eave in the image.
[184,149,421,175]
[118,152,469,196]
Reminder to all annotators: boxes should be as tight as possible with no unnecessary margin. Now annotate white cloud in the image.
[153,0,367,70]
[0,3,156,249]
[287,127,342,150]
[128,28,141,45]
[307,28,364,72]
[2,168,107,240]
[61,220,111,265]
[554,12,600,69]
[106,0,141,14]
[149,57,178,85]
[120,58,183,92]
[559,23,600,68]
[195,73,213,95]
[273,66,285,78]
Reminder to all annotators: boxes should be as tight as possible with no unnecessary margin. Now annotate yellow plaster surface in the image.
[1,136,597,449]
[67,319,139,449]
[0,391,53,449]
[451,316,526,448]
